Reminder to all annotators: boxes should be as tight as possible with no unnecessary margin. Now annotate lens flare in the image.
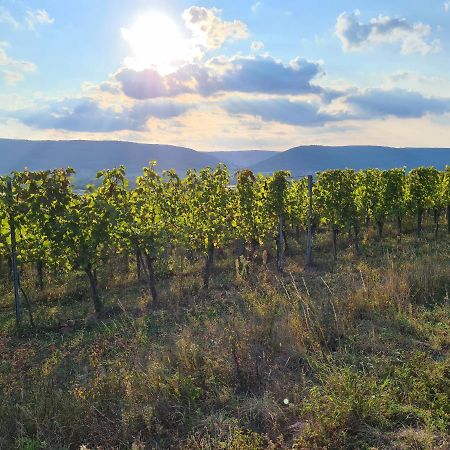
[122,12,190,74]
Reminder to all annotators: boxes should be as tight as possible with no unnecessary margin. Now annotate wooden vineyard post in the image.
[306,175,313,267]
[277,215,285,272]
[7,179,21,326]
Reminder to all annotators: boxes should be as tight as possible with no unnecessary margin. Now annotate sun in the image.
[121,12,190,74]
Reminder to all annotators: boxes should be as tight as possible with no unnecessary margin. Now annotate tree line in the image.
[0,164,448,323]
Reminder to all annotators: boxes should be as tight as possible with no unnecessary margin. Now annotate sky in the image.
[1,0,450,150]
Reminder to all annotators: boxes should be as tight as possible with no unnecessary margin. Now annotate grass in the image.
[0,220,449,449]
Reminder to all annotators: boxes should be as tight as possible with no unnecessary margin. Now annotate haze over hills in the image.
[208,150,278,168]
[0,139,278,178]
[1,140,449,184]
[0,139,222,185]
[251,145,450,176]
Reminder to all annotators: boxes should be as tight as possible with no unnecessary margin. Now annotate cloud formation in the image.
[251,2,262,13]
[24,9,54,30]
[202,56,323,95]
[347,88,450,118]
[0,42,36,85]
[116,67,192,99]
[14,87,446,132]
[14,98,191,132]
[0,7,54,30]
[250,41,264,52]
[219,89,450,126]
[4,4,450,140]
[223,97,345,126]
[0,7,19,28]
[336,11,440,55]
[182,6,248,50]
[116,55,324,99]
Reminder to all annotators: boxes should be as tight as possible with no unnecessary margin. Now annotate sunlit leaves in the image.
[0,163,447,295]
[182,164,232,253]
[355,169,385,223]
[407,167,441,212]
[382,168,407,220]
[286,177,309,229]
[314,169,357,231]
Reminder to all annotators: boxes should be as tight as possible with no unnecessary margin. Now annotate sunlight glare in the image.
[122,12,190,74]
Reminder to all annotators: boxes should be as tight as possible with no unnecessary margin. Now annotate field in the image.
[0,217,449,449]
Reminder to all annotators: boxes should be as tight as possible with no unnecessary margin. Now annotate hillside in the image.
[207,150,278,168]
[252,145,450,176]
[1,140,450,184]
[0,139,222,185]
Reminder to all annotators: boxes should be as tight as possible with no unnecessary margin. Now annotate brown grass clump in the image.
[0,231,448,449]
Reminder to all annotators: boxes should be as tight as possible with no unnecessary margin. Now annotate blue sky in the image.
[1,0,450,150]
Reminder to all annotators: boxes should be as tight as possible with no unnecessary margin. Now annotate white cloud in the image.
[25,9,55,30]
[115,55,324,99]
[3,70,24,85]
[250,41,264,52]
[251,2,262,13]
[0,42,37,85]
[379,71,450,98]
[0,7,54,31]
[336,10,440,55]
[445,2,450,12]
[0,7,20,28]
[13,97,191,132]
[182,6,248,50]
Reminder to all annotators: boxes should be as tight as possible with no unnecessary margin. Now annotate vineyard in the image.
[0,164,449,449]
[0,164,449,321]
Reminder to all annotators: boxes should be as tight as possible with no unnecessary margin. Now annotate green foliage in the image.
[354,168,385,223]
[128,162,168,258]
[286,177,309,229]
[267,170,290,219]
[182,164,232,253]
[407,167,441,213]
[0,164,447,307]
[382,168,407,220]
[233,169,271,246]
[234,170,258,245]
[0,176,9,257]
[297,353,450,449]
[314,169,357,230]
[1,165,446,271]
[439,165,450,208]
[62,167,127,271]
[0,169,75,268]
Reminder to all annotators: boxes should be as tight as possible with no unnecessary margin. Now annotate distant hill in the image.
[1,140,449,185]
[205,150,278,168]
[251,145,450,176]
[0,139,221,185]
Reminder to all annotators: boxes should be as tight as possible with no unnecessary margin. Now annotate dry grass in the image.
[0,223,449,449]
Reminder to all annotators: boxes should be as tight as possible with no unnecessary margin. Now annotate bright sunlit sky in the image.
[2,0,450,150]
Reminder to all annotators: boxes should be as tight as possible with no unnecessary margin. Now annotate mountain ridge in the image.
[251,145,450,176]
[1,139,449,183]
